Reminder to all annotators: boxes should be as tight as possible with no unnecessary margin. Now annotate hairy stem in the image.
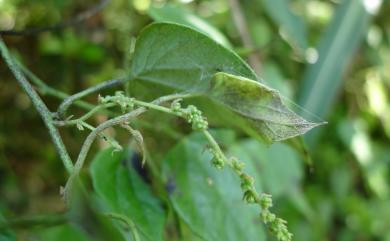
[54,103,116,127]
[0,38,74,174]
[72,93,191,174]
[63,93,190,202]
[57,78,125,119]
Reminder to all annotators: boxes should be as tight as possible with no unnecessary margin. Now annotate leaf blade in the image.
[90,149,166,241]
[162,131,265,241]
[130,22,321,142]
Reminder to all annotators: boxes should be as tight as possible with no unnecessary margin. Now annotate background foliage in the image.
[0,0,389,240]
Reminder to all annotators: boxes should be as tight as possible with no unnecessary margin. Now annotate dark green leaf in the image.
[130,22,257,92]
[130,23,320,142]
[162,131,265,241]
[66,177,125,241]
[90,148,166,241]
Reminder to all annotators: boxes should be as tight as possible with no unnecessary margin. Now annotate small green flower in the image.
[170,99,182,113]
[231,157,245,173]
[242,189,257,203]
[100,92,135,112]
[260,210,276,223]
[259,193,273,209]
[180,105,208,130]
[240,173,254,190]
[210,149,224,169]
[269,218,292,241]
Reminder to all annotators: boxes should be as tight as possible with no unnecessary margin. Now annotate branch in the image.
[0,0,110,36]
[56,78,125,119]
[73,93,190,174]
[0,38,74,174]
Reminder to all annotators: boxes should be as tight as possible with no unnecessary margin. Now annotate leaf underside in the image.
[130,22,321,142]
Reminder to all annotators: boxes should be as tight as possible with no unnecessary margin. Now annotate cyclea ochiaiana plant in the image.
[1,22,323,241]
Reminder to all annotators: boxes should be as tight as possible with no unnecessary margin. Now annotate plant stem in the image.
[54,103,116,127]
[57,78,125,119]
[62,93,194,201]
[68,93,189,177]
[104,212,141,241]
[0,38,74,174]
[15,59,96,111]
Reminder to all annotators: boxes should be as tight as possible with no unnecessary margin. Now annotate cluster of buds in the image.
[259,194,292,241]
[209,148,225,169]
[99,91,135,113]
[170,100,208,130]
[230,156,293,241]
[239,173,257,204]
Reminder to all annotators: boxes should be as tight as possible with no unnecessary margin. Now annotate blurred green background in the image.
[0,0,389,240]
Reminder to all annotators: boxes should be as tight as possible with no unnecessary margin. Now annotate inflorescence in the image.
[92,91,292,241]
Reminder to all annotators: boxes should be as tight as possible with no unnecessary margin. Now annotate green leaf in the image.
[130,22,257,92]
[37,224,89,241]
[66,177,126,241]
[257,0,307,51]
[130,23,320,142]
[229,139,302,197]
[229,139,314,219]
[209,72,322,142]
[148,4,232,48]
[90,148,166,241]
[162,131,265,241]
[298,0,377,144]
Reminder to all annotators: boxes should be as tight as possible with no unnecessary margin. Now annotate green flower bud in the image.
[259,193,273,209]
[240,173,254,190]
[231,157,245,172]
[243,189,257,203]
[260,210,276,223]
[170,100,182,113]
[210,149,224,169]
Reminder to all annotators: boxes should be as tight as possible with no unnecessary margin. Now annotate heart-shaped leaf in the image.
[130,23,321,142]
